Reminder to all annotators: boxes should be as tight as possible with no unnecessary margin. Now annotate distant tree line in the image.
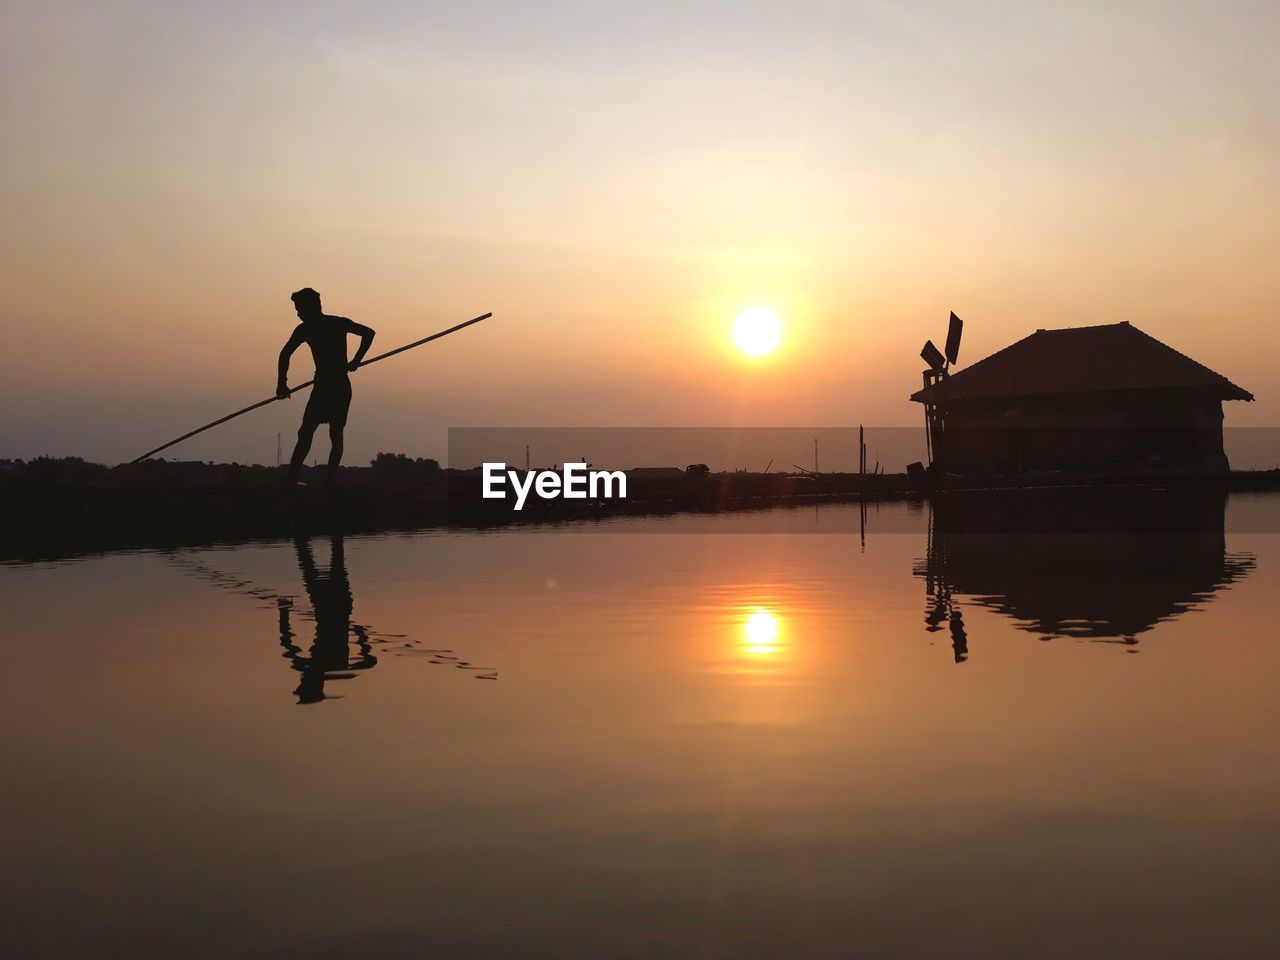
[369,452,441,478]
[2,453,443,486]
[1,456,110,483]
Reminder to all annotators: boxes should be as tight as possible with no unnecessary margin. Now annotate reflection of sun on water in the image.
[741,607,782,656]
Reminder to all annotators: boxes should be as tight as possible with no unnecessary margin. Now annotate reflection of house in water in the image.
[914,489,1255,661]
[910,322,1253,474]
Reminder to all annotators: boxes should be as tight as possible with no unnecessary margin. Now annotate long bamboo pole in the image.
[126,311,492,465]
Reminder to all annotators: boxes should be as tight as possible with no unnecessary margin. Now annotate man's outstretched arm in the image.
[346,319,376,371]
[277,326,306,398]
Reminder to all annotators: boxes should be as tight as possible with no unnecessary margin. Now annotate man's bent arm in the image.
[278,326,306,397]
[347,320,375,369]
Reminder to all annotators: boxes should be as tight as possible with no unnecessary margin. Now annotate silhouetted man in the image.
[277,288,375,485]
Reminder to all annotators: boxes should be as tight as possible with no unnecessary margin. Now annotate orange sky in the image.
[2,2,1276,466]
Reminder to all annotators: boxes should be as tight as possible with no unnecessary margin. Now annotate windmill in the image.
[919,312,964,469]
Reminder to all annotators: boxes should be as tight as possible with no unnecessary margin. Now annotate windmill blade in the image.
[921,339,946,371]
[945,311,963,366]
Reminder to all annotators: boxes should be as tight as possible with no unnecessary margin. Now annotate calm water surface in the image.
[4,495,1279,959]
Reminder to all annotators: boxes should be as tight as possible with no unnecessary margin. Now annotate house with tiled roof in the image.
[909,322,1252,474]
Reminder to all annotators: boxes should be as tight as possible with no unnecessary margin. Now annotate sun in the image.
[733,306,782,357]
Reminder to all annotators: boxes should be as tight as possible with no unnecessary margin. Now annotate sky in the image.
[2,1,1277,468]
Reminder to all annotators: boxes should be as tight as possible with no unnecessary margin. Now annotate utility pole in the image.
[814,437,819,474]
[276,432,281,467]
[525,444,530,472]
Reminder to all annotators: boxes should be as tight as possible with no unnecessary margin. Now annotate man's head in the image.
[291,287,322,321]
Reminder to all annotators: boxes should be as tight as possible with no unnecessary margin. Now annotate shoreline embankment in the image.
[5,467,1279,562]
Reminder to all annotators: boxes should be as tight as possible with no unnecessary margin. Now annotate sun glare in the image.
[733,306,782,357]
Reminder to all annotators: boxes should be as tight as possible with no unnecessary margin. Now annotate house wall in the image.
[931,391,1228,473]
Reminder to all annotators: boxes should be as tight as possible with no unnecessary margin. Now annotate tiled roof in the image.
[910,322,1253,404]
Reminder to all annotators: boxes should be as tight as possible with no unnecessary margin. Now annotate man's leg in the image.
[326,424,344,484]
[287,421,319,484]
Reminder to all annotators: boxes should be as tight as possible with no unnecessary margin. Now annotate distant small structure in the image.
[910,322,1253,474]
[626,467,687,481]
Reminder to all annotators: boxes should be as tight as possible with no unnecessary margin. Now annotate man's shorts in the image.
[302,377,352,427]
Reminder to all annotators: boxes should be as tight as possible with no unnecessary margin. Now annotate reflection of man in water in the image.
[925,593,969,663]
[277,534,377,704]
[277,288,376,486]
